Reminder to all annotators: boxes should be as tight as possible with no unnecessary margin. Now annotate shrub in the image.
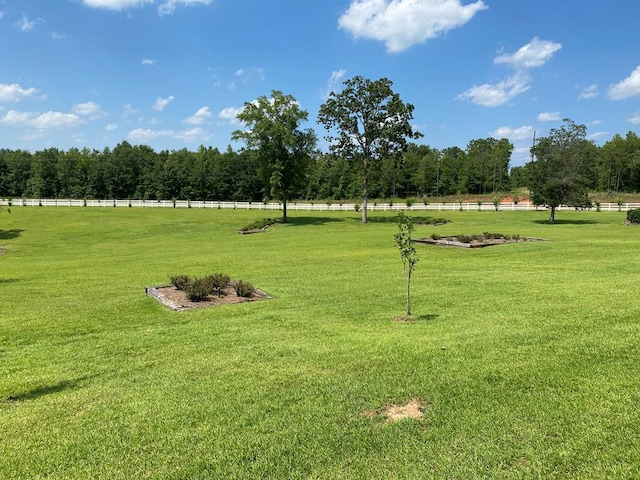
[234,280,256,298]
[203,273,230,297]
[170,274,191,291]
[239,218,278,232]
[354,203,361,212]
[405,197,415,208]
[185,278,210,302]
[430,233,441,240]
[627,208,640,224]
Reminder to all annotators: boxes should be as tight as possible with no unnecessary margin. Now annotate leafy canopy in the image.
[233,90,316,222]
[318,76,422,222]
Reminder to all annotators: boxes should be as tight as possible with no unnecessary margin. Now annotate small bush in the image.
[354,203,361,212]
[234,280,256,298]
[185,278,210,302]
[405,197,415,208]
[170,274,191,290]
[430,233,441,240]
[203,273,230,297]
[240,218,278,232]
[627,208,640,224]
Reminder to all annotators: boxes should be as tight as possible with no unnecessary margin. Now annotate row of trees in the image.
[1,76,640,224]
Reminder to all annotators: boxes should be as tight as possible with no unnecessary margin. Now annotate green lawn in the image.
[1,207,639,479]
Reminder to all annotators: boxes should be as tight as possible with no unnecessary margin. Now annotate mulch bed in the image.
[414,236,546,249]
[146,284,271,311]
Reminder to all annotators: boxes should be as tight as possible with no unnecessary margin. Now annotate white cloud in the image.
[72,101,105,119]
[588,131,609,141]
[218,106,243,124]
[494,37,562,69]
[142,58,156,65]
[322,69,347,99]
[16,13,44,32]
[537,112,561,122]
[128,127,211,143]
[608,66,640,100]
[456,73,530,107]
[1,109,82,129]
[458,37,561,107]
[627,112,640,125]
[0,83,39,103]
[106,123,118,130]
[579,84,598,100]
[183,106,213,125]
[81,0,211,15]
[339,0,487,53]
[122,103,139,117]
[152,95,174,111]
[490,125,535,141]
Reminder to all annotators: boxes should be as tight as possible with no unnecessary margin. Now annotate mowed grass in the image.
[1,207,639,479]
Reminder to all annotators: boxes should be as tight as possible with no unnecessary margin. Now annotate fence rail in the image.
[1,198,639,212]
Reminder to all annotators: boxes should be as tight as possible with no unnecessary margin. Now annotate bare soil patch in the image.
[146,284,271,311]
[362,398,425,423]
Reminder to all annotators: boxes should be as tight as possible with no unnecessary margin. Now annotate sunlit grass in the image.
[1,207,639,478]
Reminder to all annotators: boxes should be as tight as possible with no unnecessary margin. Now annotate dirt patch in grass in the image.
[362,398,425,423]
[146,284,271,311]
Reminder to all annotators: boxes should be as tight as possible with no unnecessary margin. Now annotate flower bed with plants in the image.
[146,273,271,310]
[414,232,544,248]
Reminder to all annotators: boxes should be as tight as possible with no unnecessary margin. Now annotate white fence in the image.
[1,198,639,212]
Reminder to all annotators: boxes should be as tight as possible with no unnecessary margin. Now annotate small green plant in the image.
[627,208,640,224]
[492,196,502,211]
[185,277,211,302]
[170,274,191,291]
[239,218,279,232]
[234,280,256,298]
[430,233,441,240]
[405,197,414,208]
[395,211,419,317]
[203,273,230,297]
[354,203,361,212]
[477,200,483,211]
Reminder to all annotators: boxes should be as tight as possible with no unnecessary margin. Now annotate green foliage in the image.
[169,274,191,291]
[318,76,422,222]
[527,119,596,223]
[232,90,317,223]
[203,273,231,297]
[239,218,279,232]
[184,277,211,302]
[234,280,256,298]
[430,233,441,240]
[394,211,419,316]
[627,208,640,224]
[354,203,361,212]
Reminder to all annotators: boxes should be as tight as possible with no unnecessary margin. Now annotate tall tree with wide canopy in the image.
[233,90,316,223]
[527,118,596,223]
[318,76,422,223]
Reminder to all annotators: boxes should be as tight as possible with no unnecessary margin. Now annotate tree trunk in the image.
[362,177,368,223]
[406,269,412,317]
[282,192,288,223]
[549,206,556,224]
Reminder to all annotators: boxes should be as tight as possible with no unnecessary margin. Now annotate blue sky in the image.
[1,0,639,166]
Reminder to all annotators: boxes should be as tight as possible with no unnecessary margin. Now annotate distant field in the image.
[1,207,639,479]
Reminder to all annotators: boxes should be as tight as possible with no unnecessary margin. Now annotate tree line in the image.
[1,77,639,215]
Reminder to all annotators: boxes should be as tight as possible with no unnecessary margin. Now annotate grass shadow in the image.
[285,216,346,226]
[0,278,20,285]
[0,229,24,240]
[363,215,450,225]
[3,374,100,403]
[532,219,600,225]
[416,314,439,322]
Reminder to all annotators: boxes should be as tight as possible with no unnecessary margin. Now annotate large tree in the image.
[233,90,316,223]
[318,76,422,223]
[527,118,597,223]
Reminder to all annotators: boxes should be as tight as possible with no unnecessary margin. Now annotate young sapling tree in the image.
[395,211,419,318]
